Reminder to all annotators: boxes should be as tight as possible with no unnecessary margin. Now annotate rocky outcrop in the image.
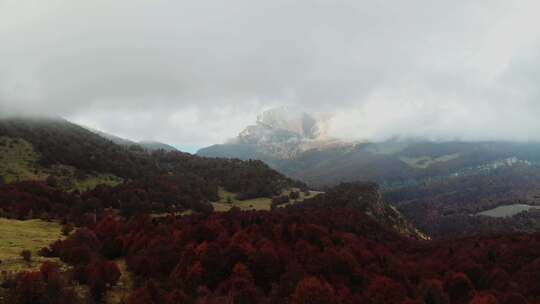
[323,182,429,239]
[291,182,429,240]
[221,107,351,159]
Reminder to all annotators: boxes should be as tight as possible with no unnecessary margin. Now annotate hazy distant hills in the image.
[199,107,352,160]
[0,116,424,238]
[198,109,540,188]
[198,109,540,237]
[281,140,540,188]
[137,140,178,152]
[90,129,178,152]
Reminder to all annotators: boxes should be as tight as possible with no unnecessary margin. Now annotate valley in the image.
[477,204,540,218]
[199,110,540,241]
[3,2,540,302]
[2,117,540,303]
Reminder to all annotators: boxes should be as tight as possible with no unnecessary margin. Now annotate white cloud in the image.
[1,0,540,148]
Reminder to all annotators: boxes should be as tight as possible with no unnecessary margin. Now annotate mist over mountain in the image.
[216,107,350,159]
[4,1,540,303]
[89,128,178,152]
[199,108,540,188]
[2,1,540,146]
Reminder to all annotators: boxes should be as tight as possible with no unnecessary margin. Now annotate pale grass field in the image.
[212,187,323,212]
[0,218,64,273]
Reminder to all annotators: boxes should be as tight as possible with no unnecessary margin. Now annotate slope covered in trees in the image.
[4,205,540,303]
[0,117,302,220]
[0,117,155,178]
[200,137,540,188]
[385,166,540,238]
[4,116,540,303]
[202,131,540,237]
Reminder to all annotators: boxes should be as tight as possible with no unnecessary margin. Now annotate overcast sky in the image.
[1,0,540,152]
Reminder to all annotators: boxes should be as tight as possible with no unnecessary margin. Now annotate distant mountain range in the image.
[202,107,352,160]
[198,108,540,237]
[89,129,178,152]
[6,118,540,302]
[198,108,540,188]
[0,115,424,238]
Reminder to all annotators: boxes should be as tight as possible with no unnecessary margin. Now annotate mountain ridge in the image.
[88,128,179,152]
[0,116,424,239]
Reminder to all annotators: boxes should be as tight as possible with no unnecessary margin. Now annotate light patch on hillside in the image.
[0,137,48,183]
[212,187,322,212]
[399,153,461,169]
[0,218,64,273]
[68,174,122,192]
[105,260,134,304]
[365,142,409,155]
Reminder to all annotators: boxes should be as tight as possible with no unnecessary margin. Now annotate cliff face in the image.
[323,182,429,240]
[252,108,321,139]
[292,182,428,240]
[228,107,350,159]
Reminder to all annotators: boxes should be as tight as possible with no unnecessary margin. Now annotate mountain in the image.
[198,108,540,189]
[199,110,540,237]
[0,116,153,181]
[138,140,178,152]
[292,181,428,239]
[0,116,302,216]
[0,116,423,240]
[6,117,540,303]
[200,118,540,189]
[200,107,352,161]
[90,128,178,152]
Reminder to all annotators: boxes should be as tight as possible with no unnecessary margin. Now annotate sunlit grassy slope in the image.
[212,187,323,212]
[0,218,64,273]
[65,171,123,192]
[0,136,48,183]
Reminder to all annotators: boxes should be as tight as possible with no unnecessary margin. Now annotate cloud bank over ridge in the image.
[1,0,540,148]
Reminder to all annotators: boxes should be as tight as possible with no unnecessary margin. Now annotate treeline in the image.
[4,207,540,303]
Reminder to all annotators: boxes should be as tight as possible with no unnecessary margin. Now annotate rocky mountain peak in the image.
[254,107,321,139]
[232,107,347,159]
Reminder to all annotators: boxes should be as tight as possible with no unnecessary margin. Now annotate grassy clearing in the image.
[105,260,134,304]
[69,173,123,192]
[151,210,194,218]
[0,218,64,273]
[0,136,48,183]
[277,189,324,208]
[399,153,460,169]
[212,187,323,212]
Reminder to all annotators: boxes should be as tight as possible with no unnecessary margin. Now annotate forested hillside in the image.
[4,205,540,303]
[3,117,540,303]
[385,166,540,238]
[200,140,540,188]
[0,117,301,220]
